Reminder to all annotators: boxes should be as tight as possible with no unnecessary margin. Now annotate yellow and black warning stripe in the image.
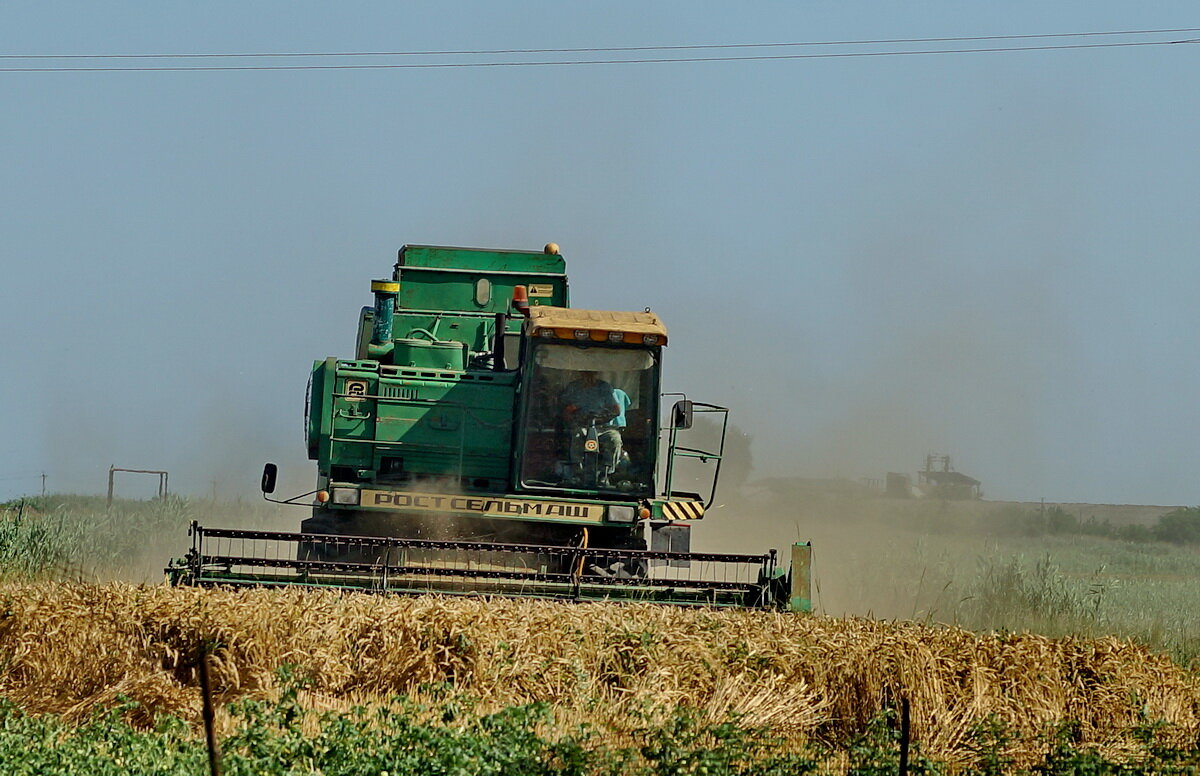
[660,500,705,520]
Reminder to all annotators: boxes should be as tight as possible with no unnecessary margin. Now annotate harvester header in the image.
[168,243,812,611]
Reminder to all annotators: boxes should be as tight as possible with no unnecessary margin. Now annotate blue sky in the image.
[2,2,1198,504]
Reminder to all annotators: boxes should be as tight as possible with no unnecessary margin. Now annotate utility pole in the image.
[40,473,46,497]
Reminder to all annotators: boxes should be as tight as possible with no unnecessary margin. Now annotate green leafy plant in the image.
[844,707,940,776]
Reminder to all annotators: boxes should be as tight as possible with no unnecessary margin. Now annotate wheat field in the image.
[0,582,1196,765]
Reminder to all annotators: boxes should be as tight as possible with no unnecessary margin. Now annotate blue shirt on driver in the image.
[611,388,632,428]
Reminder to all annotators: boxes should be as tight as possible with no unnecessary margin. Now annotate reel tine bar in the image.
[174,525,784,608]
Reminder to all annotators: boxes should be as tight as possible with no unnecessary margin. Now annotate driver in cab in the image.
[561,371,625,485]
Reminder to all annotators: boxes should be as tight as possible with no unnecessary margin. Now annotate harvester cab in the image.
[168,244,812,610]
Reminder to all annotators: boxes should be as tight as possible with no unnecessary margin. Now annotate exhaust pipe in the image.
[493,312,507,371]
[370,280,400,345]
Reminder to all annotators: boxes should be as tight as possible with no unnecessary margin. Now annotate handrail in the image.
[662,398,729,509]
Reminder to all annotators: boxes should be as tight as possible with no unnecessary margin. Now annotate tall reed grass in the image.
[0,494,286,582]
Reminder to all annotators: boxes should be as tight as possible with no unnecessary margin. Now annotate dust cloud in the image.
[694,101,1101,505]
[675,109,1118,617]
[694,478,985,618]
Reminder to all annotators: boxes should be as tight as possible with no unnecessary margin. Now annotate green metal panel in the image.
[396,271,567,318]
[329,366,377,470]
[319,361,518,486]
[388,339,467,370]
[307,358,338,463]
[369,372,515,481]
[393,246,569,345]
[400,245,566,274]
[789,542,813,613]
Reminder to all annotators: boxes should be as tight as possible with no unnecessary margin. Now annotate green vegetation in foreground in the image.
[0,672,819,776]
[5,673,1200,776]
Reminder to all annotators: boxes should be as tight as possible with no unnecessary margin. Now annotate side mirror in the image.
[671,400,694,430]
[260,463,278,494]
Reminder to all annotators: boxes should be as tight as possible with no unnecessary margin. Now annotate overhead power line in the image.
[1,38,1197,72]
[2,26,1199,61]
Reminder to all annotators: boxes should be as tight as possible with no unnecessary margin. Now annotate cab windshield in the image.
[519,342,659,496]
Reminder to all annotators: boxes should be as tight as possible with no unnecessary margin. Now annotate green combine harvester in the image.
[168,244,812,610]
